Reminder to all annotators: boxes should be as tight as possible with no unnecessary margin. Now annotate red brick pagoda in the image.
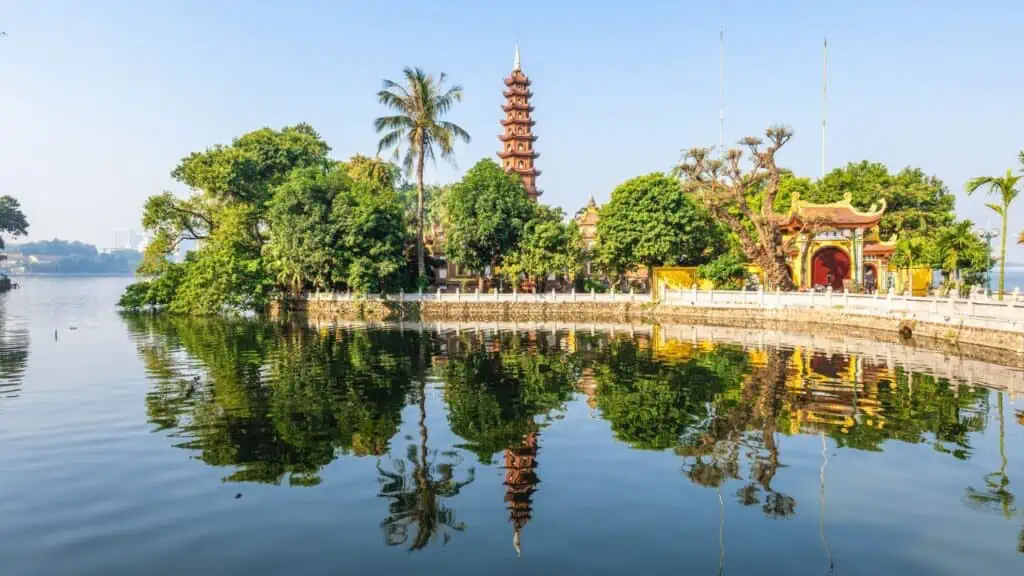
[498,44,541,201]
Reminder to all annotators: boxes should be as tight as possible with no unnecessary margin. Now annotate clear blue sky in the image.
[2,0,1023,258]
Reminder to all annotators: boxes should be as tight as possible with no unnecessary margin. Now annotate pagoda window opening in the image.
[518,160,524,169]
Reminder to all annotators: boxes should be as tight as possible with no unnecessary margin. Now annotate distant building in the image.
[113,228,146,251]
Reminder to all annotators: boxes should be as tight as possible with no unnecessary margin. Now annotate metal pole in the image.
[821,37,827,179]
[719,26,724,159]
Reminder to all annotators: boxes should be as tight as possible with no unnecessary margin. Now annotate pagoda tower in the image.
[498,44,541,200]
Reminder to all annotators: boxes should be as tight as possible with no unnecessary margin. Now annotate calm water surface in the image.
[2,277,1024,575]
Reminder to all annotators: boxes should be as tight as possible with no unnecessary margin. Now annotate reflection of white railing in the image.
[294,287,1024,333]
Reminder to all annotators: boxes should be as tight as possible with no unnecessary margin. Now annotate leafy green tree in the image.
[442,159,534,288]
[263,166,348,293]
[124,124,332,313]
[501,205,582,292]
[928,221,988,295]
[597,172,722,285]
[375,68,470,280]
[333,178,409,293]
[966,169,1021,298]
[697,253,748,289]
[809,162,955,238]
[0,195,29,251]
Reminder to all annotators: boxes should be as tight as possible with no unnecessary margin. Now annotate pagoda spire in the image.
[498,43,541,200]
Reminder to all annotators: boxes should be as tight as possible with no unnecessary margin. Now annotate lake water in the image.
[2,277,1024,575]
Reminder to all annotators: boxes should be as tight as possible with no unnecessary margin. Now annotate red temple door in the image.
[811,247,850,290]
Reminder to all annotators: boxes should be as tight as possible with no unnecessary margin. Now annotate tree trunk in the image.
[999,209,1008,300]
[763,251,794,291]
[416,145,426,280]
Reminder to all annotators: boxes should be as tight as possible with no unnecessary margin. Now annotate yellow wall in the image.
[887,265,931,296]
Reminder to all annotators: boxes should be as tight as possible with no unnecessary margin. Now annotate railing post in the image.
[630,287,635,303]
[809,289,815,307]
[399,289,404,303]
[571,287,576,302]
[969,297,975,317]
[591,288,596,302]
[759,286,765,307]
[709,288,715,305]
[1012,288,1020,308]
[844,290,850,308]
[513,285,518,303]
[456,287,461,301]
[437,287,442,301]
[947,293,955,315]
[826,286,833,307]
[418,287,423,301]
[691,284,697,305]
[887,287,893,311]
[476,288,481,301]
[931,294,938,314]
[776,287,782,307]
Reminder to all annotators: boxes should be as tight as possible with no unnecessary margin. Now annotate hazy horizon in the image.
[2,1,1023,257]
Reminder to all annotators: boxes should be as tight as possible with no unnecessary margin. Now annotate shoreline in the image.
[271,298,1024,369]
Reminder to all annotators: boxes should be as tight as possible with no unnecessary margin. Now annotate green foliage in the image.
[10,239,94,257]
[697,253,748,290]
[501,205,582,290]
[927,221,989,294]
[375,67,470,277]
[443,334,577,464]
[0,195,29,250]
[442,159,534,275]
[123,316,421,485]
[122,124,411,312]
[966,168,1021,298]
[596,173,723,280]
[809,161,955,238]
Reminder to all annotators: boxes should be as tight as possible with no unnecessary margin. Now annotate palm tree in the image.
[891,236,927,294]
[966,169,1021,299]
[933,222,984,296]
[374,68,470,279]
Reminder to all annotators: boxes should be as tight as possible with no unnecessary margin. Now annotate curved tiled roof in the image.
[779,192,886,230]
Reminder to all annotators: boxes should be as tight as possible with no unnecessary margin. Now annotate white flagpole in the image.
[821,37,828,179]
[719,26,725,158]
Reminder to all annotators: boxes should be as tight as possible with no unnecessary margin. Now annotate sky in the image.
[1,0,1023,258]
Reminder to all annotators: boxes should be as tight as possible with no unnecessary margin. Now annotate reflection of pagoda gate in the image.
[504,430,539,556]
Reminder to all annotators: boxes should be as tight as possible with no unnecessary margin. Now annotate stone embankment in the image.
[270,291,1024,366]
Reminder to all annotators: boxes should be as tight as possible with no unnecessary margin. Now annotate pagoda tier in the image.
[498,133,537,142]
[502,103,535,112]
[500,118,536,127]
[504,76,531,87]
[503,88,533,98]
[497,150,540,160]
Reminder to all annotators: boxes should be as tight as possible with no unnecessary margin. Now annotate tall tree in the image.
[501,205,582,292]
[0,196,29,251]
[597,172,722,286]
[442,159,534,289]
[929,221,987,295]
[375,68,470,280]
[675,126,803,289]
[966,169,1021,299]
[809,162,955,238]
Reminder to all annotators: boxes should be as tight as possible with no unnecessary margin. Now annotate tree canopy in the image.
[501,205,582,292]
[597,172,722,281]
[120,125,410,313]
[442,159,534,282]
[0,196,29,250]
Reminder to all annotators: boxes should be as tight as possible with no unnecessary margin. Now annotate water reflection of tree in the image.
[676,348,798,520]
[594,339,743,451]
[123,315,417,486]
[963,392,1024,554]
[377,331,475,551]
[442,331,577,554]
[0,295,28,399]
